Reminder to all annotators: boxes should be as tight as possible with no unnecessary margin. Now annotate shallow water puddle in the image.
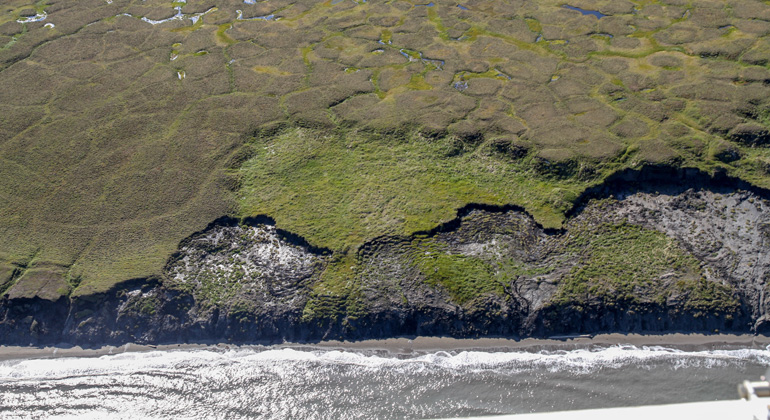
[236,10,277,21]
[563,5,607,19]
[17,12,47,24]
[494,69,511,80]
[137,6,216,25]
[398,49,445,70]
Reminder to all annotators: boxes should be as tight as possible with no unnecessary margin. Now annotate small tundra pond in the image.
[1,343,768,419]
[562,5,607,18]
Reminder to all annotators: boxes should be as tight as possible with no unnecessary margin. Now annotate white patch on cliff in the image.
[168,224,319,300]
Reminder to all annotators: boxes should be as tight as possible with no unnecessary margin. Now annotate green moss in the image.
[557,222,696,300]
[553,222,738,313]
[525,18,542,34]
[0,263,17,295]
[678,278,739,314]
[239,127,600,251]
[301,253,364,323]
[410,241,501,305]
[380,29,392,44]
[407,73,432,90]
[216,23,236,45]
[300,45,313,67]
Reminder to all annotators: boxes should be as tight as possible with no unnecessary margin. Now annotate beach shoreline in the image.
[1,333,770,362]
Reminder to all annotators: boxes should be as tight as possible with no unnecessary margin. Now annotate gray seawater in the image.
[1,344,768,419]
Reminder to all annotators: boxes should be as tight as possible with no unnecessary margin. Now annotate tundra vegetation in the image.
[1,0,769,328]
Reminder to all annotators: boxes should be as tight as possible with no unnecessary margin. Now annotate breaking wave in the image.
[1,345,768,419]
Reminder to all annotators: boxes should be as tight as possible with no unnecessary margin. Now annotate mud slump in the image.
[2,167,770,346]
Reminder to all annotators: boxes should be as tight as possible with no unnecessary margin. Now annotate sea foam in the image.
[2,344,769,381]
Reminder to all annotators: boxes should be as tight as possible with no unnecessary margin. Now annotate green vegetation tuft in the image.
[556,222,697,301]
[553,222,739,314]
[409,241,501,304]
[301,254,365,324]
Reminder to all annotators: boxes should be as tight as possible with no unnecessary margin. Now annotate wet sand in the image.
[2,333,770,362]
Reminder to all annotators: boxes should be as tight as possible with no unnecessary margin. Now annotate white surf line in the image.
[3,345,769,377]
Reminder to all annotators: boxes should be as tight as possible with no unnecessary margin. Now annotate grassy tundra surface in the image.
[0,0,770,311]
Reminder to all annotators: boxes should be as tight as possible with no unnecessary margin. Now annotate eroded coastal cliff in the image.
[3,166,770,345]
[2,0,770,345]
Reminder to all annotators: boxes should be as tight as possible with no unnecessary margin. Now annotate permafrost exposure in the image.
[3,168,770,344]
[167,222,325,306]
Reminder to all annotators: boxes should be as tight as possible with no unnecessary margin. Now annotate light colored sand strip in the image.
[2,333,770,361]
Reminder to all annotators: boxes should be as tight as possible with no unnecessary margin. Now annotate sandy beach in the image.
[1,333,770,362]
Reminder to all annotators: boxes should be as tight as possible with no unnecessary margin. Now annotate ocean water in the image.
[1,344,768,419]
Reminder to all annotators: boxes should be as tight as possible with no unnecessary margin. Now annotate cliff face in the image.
[1,167,768,346]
